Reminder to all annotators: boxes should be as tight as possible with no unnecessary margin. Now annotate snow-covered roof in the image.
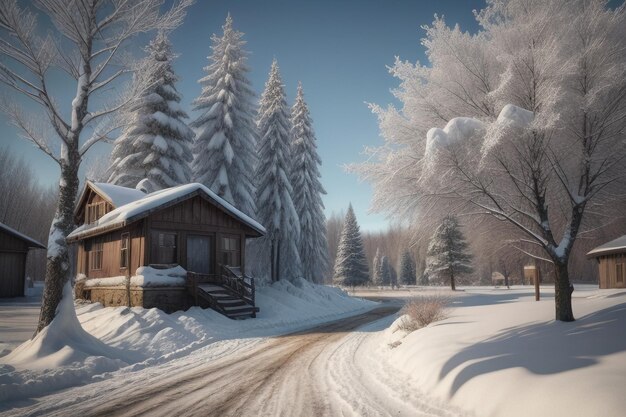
[90,182,146,207]
[75,181,146,217]
[0,222,46,249]
[587,235,626,258]
[68,183,266,242]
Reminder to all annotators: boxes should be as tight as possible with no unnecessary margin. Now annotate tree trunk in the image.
[36,152,80,333]
[270,239,276,282]
[553,260,575,322]
[276,239,281,281]
[450,269,456,291]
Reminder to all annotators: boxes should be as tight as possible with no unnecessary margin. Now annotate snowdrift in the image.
[376,286,626,417]
[0,279,374,404]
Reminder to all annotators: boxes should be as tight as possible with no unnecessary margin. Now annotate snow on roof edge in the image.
[0,222,46,249]
[68,183,266,241]
[586,235,626,258]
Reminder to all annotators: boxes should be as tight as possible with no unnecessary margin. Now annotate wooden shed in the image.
[587,236,626,289]
[0,222,46,298]
[67,181,266,317]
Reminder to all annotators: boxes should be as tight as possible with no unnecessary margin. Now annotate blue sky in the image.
[1,0,484,231]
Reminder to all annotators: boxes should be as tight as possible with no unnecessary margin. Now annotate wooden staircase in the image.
[187,266,258,319]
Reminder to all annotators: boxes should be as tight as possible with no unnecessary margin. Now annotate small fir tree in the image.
[400,250,416,285]
[290,82,328,282]
[108,31,193,191]
[191,15,257,216]
[255,60,300,281]
[381,256,392,286]
[426,215,473,290]
[333,204,369,287]
[372,247,383,286]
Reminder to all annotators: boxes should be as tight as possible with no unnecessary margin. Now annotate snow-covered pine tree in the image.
[372,247,383,286]
[191,14,257,216]
[381,256,392,286]
[108,31,193,191]
[426,215,473,291]
[255,59,300,281]
[290,82,329,283]
[419,259,429,286]
[400,250,416,285]
[333,204,369,287]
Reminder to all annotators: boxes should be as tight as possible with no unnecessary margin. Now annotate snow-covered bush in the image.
[397,294,449,332]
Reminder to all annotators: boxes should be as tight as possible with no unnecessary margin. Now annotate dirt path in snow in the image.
[7,303,465,417]
[40,306,400,417]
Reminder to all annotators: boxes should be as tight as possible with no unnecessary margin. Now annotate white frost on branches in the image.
[108,31,193,190]
[191,15,257,216]
[290,82,328,283]
[255,60,300,281]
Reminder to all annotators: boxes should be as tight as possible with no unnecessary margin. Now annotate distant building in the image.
[587,236,626,289]
[0,222,46,298]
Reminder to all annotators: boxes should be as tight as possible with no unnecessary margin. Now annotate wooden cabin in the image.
[67,181,265,317]
[0,222,46,298]
[587,236,626,289]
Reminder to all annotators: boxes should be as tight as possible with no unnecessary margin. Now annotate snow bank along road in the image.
[2,303,465,417]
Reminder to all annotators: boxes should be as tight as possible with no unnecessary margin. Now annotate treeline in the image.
[0,147,56,281]
[325,206,626,286]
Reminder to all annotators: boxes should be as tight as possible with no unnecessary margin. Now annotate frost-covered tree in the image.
[108,31,193,191]
[0,0,192,333]
[380,255,392,286]
[372,247,383,286]
[400,250,416,285]
[290,82,328,283]
[191,15,257,215]
[426,216,473,291]
[333,204,369,287]
[353,0,626,321]
[255,60,300,281]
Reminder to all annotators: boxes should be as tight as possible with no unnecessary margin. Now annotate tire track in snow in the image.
[3,305,468,417]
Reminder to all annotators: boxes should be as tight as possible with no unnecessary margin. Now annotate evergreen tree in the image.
[426,215,473,290]
[400,250,416,285]
[333,204,369,287]
[255,60,300,281]
[108,31,193,191]
[419,258,429,286]
[372,247,383,286]
[381,256,392,286]
[290,82,328,283]
[191,15,257,216]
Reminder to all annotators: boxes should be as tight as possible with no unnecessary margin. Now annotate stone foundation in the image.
[84,286,189,313]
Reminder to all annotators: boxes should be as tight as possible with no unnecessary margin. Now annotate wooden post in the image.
[534,262,540,301]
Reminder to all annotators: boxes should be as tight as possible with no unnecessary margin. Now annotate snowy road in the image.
[3,303,466,417]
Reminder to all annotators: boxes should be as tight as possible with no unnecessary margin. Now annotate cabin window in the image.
[151,231,177,265]
[86,201,106,224]
[90,239,103,270]
[617,263,625,283]
[220,235,240,267]
[120,233,129,269]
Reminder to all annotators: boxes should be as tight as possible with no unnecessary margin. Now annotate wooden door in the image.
[186,235,213,274]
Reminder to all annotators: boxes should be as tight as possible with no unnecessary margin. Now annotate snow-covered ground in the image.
[3,284,624,417]
[372,285,626,417]
[0,279,375,407]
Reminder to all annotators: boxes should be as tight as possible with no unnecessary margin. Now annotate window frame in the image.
[86,201,106,224]
[120,232,129,270]
[90,238,104,271]
[220,235,241,267]
[150,230,178,265]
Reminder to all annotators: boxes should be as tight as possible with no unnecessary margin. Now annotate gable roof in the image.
[75,181,146,217]
[587,235,626,258]
[67,183,266,242]
[0,222,46,249]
